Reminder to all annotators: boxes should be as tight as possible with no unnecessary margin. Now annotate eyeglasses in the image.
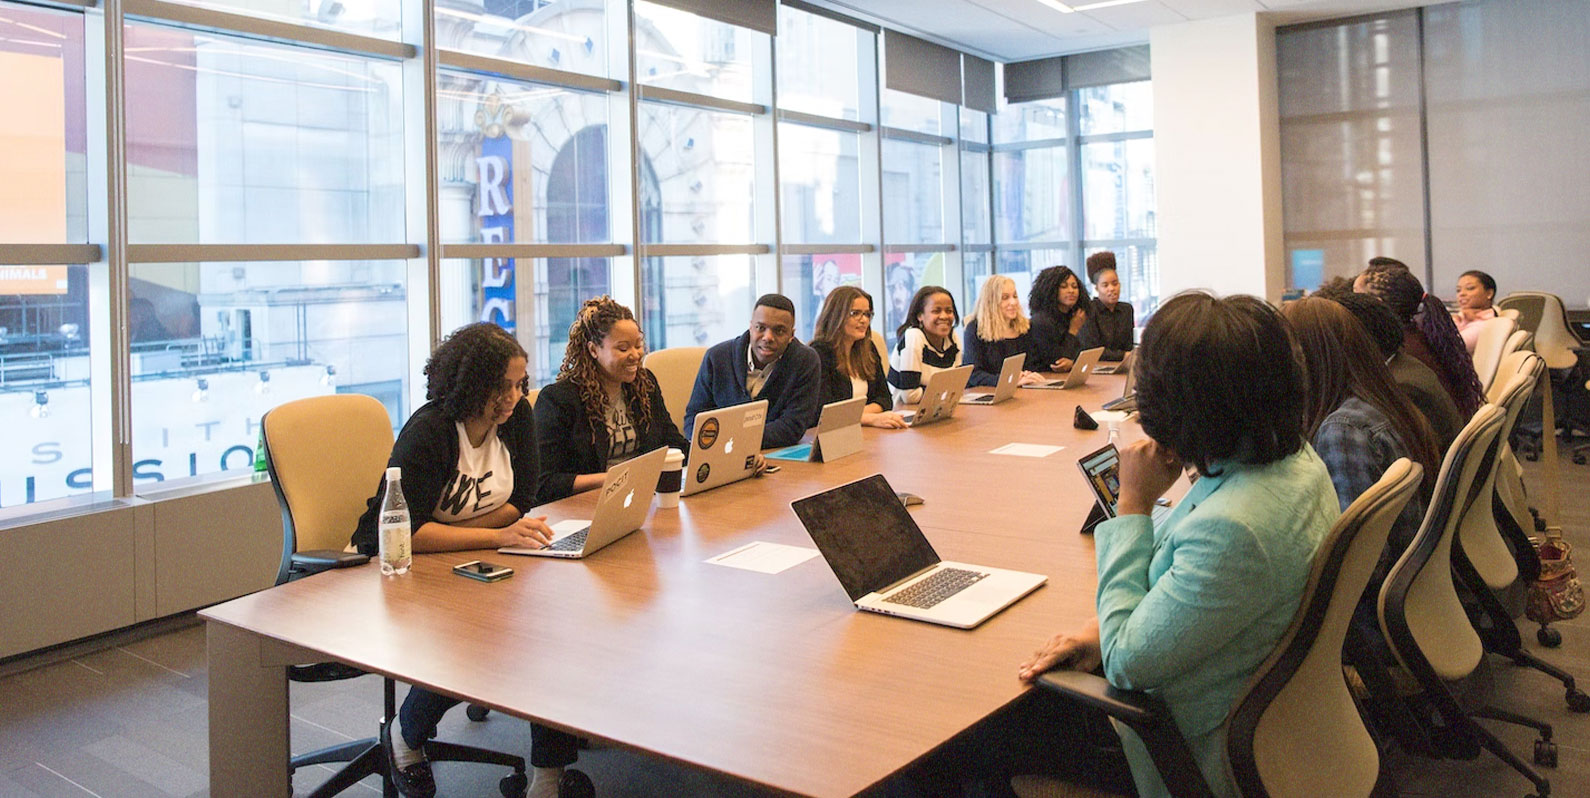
[847,309,875,320]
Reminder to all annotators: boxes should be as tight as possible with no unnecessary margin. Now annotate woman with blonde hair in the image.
[811,285,908,428]
[963,273,1045,387]
[534,296,688,505]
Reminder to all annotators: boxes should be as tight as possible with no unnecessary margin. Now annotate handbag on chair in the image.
[1526,532,1585,646]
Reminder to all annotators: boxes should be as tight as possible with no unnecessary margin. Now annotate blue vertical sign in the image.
[477,135,515,332]
[1290,249,1325,293]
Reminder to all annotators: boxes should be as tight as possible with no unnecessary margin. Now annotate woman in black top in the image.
[350,323,580,798]
[963,274,1047,387]
[1028,265,1090,371]
[535,296,688,505]
[1079,251,1136,362]
[810,285,907,428]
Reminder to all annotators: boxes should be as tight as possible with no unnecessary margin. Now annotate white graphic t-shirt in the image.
[432,422,514,523]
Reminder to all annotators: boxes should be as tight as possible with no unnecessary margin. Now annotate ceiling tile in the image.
[1079,1,1189,31]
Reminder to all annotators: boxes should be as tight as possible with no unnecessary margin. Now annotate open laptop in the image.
[1094,349,1134,376]
[1101,357,1138,412]
[766,396,864,463]
[960,353,1024,405]
[499,446,668,558]
[681,399,768,497]
[1022,347,1104,390]
[897,364,974,427]
[1076,442,1172,533]
[792,474,1047,629]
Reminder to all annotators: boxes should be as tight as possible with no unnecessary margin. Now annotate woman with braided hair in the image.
[1356,263,1486,417]
[534,296,689,505]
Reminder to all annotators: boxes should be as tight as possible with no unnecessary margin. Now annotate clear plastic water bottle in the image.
[1108,421,1121,447]
[378,467,412,575]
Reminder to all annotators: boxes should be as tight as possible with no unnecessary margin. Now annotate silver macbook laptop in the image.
[681,399,768,497]
[1077,443,1171,530]
[767,396,865,463]
[499,446,668,559]
[960,353,1024,405]
[897,364,974,427]
[792,474,1046,629]
[1094,349,1134,376]
[1022,347,1104,390]
[1102,355,1138,412]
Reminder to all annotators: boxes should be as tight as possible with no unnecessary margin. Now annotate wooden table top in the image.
[202,374,1157,797]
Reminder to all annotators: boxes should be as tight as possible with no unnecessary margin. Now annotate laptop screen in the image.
[791,474,940,601]
[1077,444,1122,517]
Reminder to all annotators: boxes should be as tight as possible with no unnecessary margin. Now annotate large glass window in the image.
[881,88,942,135]
[638,102,755,244]
[882,138,944,245]
[127,260,408,487]
[124,25,406,245]
[635,1,761,104]
[994,146,1068,246]
[4,264,91,508]
[442,256,613,386]
[780,123,861,245]
[639,254,754,350]
[0,4,85,244]
[439,0,610,78]
[437,72,611,245]
[162,0,401,40]
[776,6,863,122]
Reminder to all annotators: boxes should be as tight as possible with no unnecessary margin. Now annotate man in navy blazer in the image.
[684,294,822,450]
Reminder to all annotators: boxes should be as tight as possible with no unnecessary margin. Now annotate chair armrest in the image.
[1036,670,1214,798]
[1036,670,1167,728]
[291,549,370,577]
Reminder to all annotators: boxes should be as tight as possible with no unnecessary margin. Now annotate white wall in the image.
[1151,13,1285,302]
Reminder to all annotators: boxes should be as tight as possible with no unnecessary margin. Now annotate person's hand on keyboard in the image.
[497,515,554,549]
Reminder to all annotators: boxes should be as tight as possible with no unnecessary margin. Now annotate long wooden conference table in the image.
[203,373,1162,797]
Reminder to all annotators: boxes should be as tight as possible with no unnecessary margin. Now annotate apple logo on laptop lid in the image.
[623,490,634,508]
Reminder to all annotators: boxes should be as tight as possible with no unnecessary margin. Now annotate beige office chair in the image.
[262,395,530,798]
[1029,460,1423,798]
[1471,316,1517,394]
[1377,405,1555,798]
[872,329,889,369]
[1497,292,1581,370]
[1459,365,1537,594]
[643,346,707,428]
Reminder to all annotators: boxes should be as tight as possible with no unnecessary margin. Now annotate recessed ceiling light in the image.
[1033,0,1076,13]
[1071,0,1150,10]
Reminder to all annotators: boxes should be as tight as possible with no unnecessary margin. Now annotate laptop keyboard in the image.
[882,567,989,609]
[548,528,590,552]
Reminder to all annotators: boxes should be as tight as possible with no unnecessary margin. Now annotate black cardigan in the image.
[533,372,689,505]
[351,398,537,556]
[1077,298,1135,362]
[810,339,893,411]
[961,318,1042,387]
[1029,307,1083,368]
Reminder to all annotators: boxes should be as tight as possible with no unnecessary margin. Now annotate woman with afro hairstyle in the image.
[534,296,689,505]
[351,322,584,798]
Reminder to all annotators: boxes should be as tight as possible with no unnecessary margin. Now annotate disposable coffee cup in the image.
[657,448,684,508]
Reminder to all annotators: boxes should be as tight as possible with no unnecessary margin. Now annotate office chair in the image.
[871,329,889,370]
[1028,460,1423,798]
[1498,292,1590,458]
[642,346,707,429]
[1471,316,1517,395]
[1378,405,1553,798]
[1450,364,1589,711]
[262,394,530,798]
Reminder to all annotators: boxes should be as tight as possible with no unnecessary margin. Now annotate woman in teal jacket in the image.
[1019,293,1340,798]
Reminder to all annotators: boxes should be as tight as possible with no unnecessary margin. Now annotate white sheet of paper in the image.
[705,541,820,574]
[989,442,1065,458]
[1092,410,1132,423]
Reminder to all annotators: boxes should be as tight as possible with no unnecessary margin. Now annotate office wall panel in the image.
[0,504,138,658]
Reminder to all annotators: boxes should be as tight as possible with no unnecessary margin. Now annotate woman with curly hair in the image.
[534,296,689,505]
[1357,264,1486,417]
[810,285,908,428]
[1027,265,1089,371]
[350,322,583,798]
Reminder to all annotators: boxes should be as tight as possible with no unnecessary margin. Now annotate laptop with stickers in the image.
[681,399,769,497]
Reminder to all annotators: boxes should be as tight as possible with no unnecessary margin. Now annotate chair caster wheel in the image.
[500,772,528,797]
[560,768,595,798]
[467,703,490,722]
[1534,739,1558,768]
[1538,627,1562,647]
[1567,689,1590,713]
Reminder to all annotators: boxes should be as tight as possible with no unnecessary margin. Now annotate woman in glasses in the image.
[535,296,690,504]
[350,322,581,798]
[811,285,908,429]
